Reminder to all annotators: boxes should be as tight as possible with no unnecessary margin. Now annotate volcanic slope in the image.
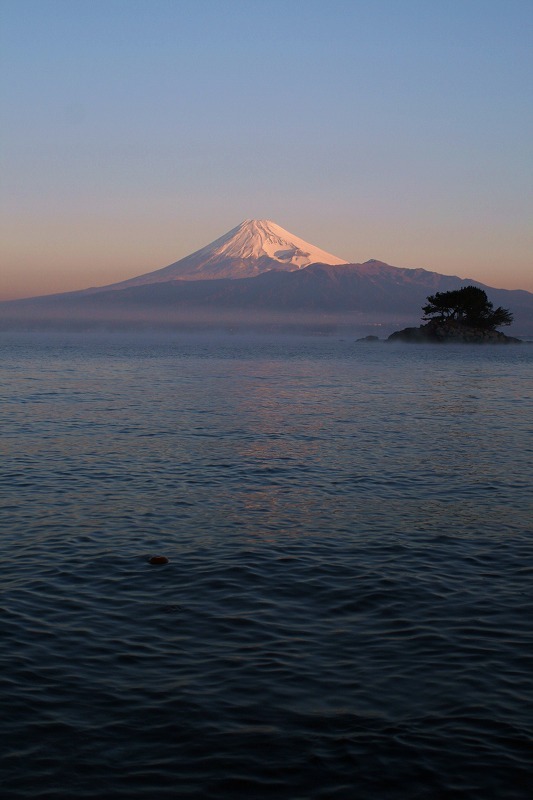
[86,219,348,292]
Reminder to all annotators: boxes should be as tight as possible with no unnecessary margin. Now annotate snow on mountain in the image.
[204,219,348,267]
[88,219,348,291]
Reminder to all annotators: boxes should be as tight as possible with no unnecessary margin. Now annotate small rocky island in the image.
[388,287,521,344]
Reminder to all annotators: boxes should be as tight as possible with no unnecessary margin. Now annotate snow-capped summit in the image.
[201,219,348,270]
[95,219,348,290]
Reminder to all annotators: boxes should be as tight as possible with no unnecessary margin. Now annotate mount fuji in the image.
[83,219,348,291]
[2,219,532,335]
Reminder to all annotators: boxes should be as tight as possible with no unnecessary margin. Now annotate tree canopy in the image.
[422,286,513,330]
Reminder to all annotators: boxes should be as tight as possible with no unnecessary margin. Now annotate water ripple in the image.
[1,333,532,798]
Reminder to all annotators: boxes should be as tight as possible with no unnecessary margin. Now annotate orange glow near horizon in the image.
[2,213,532,301]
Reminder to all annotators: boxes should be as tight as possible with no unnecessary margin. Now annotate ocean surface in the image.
[1,332,532,799]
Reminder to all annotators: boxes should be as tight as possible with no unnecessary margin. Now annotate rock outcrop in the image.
[387,319,521,344]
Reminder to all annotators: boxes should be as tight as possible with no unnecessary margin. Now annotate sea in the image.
[1,331,532,800]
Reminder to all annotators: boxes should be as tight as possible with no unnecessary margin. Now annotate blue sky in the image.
[1,0,532,298]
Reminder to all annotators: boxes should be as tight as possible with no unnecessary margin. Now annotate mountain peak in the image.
[208,218,348,268]
[93,219,348,291]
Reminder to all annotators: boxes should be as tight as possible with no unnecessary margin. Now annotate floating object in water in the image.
[148,555,169,565]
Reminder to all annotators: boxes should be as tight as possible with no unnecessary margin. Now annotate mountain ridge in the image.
[2,219,532,335]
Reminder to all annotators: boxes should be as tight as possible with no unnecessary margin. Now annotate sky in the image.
[1,0,532,300]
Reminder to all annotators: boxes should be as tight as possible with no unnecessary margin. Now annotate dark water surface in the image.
[1,333,532,799]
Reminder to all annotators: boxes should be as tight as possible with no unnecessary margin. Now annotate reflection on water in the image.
[0,333,532,799]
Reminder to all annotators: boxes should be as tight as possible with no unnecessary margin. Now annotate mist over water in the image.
[1,332,532,799]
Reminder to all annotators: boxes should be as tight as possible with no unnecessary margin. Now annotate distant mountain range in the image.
[2,219,532,335]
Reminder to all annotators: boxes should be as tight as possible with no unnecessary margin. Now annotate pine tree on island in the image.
[422,287,513,330]
[388,286,519,343]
